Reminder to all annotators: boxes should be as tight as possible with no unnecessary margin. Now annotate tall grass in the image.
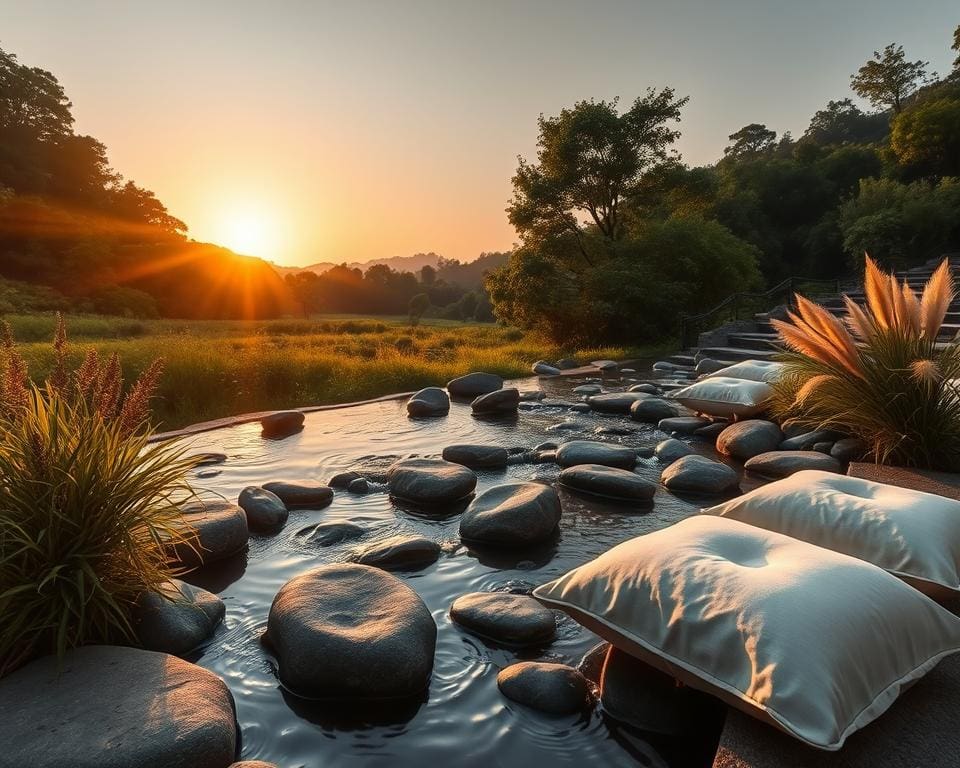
[0,319,196,675]
[770,256,960,470]
[8,315,650,428]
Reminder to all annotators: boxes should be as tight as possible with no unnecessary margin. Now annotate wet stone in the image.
[497,662,593,715]
[296,521,366,546]
[352,534,441,571]
[261,410,304,439]
[460,482,561,547]
[387,458,478,504]
[744,450,842,478]
[442,444,510,468]
[657,416,711,434]
[661,454,739,494]
[472,387,520,415]
[347,477,370,494]
[238,486,288,532]
[450,592,556,647]
[654,438,693,464]
[555,440,637,470]
[406,387,450,417]
[716,420,784,461]
[559,464,657,501]
[447,372,503,398]
[261,481,333,510]
[586,392,651,414]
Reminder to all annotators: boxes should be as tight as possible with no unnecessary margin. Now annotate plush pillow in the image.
[702,470,960,597]
[533,515,960,750]
[705,359,785,383]
[671,376,772,418]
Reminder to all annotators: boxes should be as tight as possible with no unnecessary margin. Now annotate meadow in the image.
[4,313,658,429]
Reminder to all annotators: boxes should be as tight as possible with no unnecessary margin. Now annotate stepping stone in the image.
[573,384,602,395]
[555,440,637,469]
[450,592,556,646]
[296,521,366,546]
[387,458,477,504]
[716,420,783,460]
[329,471,363,489]
[0,646,237,768]
[592,360,620,371]
[447,371,503,398]
[654,438,693,464]
[744,450,842,478]
[261,481,333,510]
[406,386,450,417]
[265,564,436,700]
[779,430,840,451]
[559,464,657,501]
[238,486,288,532]
[661,455,740,494]
[352,535,440,570]
[628,383,661,394]
[658,416,711,434]
[497,662,593,715]
[459,482,561,546]
[472,387,520,414]
[260,410,304,439]
[172,500,249,568]
[442,444,510,468]
[586,392,651,414]
[134,579,224,656]
[630,397,678,423]
[532,360,562,376]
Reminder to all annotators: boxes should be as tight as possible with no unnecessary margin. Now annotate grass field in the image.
[4,313,665,429]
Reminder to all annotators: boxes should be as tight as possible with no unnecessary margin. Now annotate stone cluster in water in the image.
[0,356,866,768]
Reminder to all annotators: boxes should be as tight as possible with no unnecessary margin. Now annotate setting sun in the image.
[215,207,278,259]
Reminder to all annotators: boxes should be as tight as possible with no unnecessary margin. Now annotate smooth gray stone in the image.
[471,387,520,414]
[329,470,363,489]
[450,592,556,646]
[556,358,580,369]
[587,392,651,414]
[573,384,603,395]
[442,444,510,468]
[629,397,678,423]
[518,390,547,401]
[546,421,584,433]
[260,410,304,439]
[831,437,867,463]
[695,358,726,375]
[533,360,563,376]
[297,521,366,546]
[238,486,288,532]
[661,454,740,494]
[447,371,503,398]
[497,662,592,715]
[652,361,677,371]
[134,579,224,656]
[261,480,333,510]
[717,420,784,461]
[0,646,237,768]
[406,386,450,417]
[628,383,661,394]
[594,425,635,436]
[570,402,591,413]
[744,450,843,478]
[657,416,711,434]
[779,429,840,451]
[459,482,561,546]
[172,500,249,568]
[694,422,727,439]
[556,440,637,469]
[813,441,835,454]
[592,359,620,371]
[347,477,370,494]
[387,458,477,503]
[266,564,436,700]
[559,464,656,501]
[654,438,693,464]
[534,441,558,452]
[352,534,440,570]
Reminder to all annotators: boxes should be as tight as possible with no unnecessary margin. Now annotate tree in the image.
[419,264,436,286]
[408,293,430,325]
[850,44,929,114]
[802,99,889,145]
[891,98,960,177]
[457,291,477,321]
[0,48,73,141]
[507,89,688,261]
[724,124,777,157]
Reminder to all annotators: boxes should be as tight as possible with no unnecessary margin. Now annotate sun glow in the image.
[214,207,279,259]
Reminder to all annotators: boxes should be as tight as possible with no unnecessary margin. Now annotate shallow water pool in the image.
[178,367,759,767]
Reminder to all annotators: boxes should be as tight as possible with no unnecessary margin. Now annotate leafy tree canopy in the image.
[850,43,930,114]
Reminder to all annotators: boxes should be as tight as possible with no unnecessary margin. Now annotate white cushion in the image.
[703,470,960,597]
[705,360,785,383]
[533,515,960,750]
[671,376,772,418]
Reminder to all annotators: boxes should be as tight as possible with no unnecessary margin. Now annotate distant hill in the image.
[274,252,443,278]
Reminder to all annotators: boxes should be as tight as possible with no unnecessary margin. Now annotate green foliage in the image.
[408,292,430,325]
[891,98,960,177]
[801,99,889,146]
[850,43,930,114]
[724,123,777,157]
[839,177,960,268]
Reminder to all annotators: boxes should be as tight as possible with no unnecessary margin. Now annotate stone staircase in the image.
[682,254,960,368]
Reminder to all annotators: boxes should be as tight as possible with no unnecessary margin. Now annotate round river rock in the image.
[661,454,740,494]
[716,420,784,461]
[134,579,225,657]
[260,481,333,510]
[586,392,650,414]
[744,450,842,478]
[497,661,593,715]
[265,563,437,700]
[172,500,249,569]
[447,371,503,398]
[387,458,477,504]
[555,440,637,470]
[238,486,289,532]
[459,482,561,546]
[352,534,441,570]
[559,464,656,501]
[260,410,304,439]
[442,444,510,468]
[406,386,450,417]
[450,592,556,646]
[472,387,520,415]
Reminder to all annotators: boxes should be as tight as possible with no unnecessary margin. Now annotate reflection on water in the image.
[182,366,746,767]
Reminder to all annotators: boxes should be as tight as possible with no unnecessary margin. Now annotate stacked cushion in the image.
[533,515,960,750]
[671,377,772,418]
[703,470,960,597]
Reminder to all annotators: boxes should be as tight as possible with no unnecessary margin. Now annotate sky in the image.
[2,0,957,266]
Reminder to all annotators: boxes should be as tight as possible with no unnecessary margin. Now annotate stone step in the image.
[697,346,779,362]
[726,333,778,352]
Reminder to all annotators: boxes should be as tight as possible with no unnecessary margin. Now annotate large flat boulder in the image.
[265,563,436,700]
[0,645,237,768]
[441,444,510,468]
[586,392,651,414]
[450,592,556,646]
[559,464,656,501]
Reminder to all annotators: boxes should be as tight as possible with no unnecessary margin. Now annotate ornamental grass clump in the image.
[0,315,197,676]
[769,256,960,470]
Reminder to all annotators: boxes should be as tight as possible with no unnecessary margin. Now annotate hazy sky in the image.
[2,1,957,266]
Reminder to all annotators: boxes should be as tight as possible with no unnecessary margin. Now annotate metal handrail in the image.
[678,275,853,350]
